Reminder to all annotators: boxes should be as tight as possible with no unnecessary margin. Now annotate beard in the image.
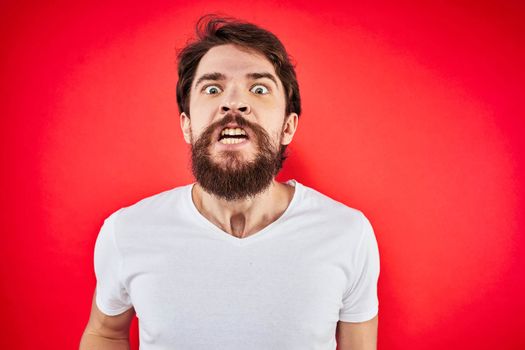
[191,113,287,201]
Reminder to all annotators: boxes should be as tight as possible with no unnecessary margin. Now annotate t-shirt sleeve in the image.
[93,211,133,316]
[339,212,380,322]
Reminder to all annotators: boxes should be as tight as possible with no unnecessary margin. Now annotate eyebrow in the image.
[246,72,278,87]
[194,72,226,89]
[194,71,280,90]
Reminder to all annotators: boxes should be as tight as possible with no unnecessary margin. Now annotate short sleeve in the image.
[94,211,133,316]
[339,212,380,322]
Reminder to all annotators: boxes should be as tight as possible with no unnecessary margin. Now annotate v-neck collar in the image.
[186,179,302,246]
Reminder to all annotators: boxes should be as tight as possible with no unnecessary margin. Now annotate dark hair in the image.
[176,15,301,117]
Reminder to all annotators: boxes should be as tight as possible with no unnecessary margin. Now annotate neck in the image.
[192,179,294,239]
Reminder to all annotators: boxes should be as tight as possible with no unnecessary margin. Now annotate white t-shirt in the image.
[94,179,379,350]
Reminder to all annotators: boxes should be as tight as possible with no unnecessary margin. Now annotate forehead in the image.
[194,44,278,83]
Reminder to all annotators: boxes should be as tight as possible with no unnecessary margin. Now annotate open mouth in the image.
[218,127,249,145]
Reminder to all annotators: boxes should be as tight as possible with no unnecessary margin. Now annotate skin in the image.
[181,44,378,348]
[79,289,135,349]
[337,315,378,350]
[180,44,299,238]
[80,43,377,349]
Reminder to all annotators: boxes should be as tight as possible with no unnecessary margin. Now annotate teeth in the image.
[219,137,245,144]
[221,128,246,136]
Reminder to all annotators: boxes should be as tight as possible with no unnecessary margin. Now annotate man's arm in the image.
[336,315,378,350]
[79,289,135,350]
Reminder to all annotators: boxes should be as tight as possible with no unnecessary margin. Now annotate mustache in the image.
[196,113,270,146]
[190,112,287,200]
[212,112,252,130]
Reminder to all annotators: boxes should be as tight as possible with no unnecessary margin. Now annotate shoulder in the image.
[296,181,367,230]
[290,181,377,263]
[108,184,192,227]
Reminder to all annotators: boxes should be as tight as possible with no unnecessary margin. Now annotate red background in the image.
[1,1,524,349]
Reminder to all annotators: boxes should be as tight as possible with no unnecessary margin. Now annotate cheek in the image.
[259,125,286,149]
[189,93,215,116]
[188,109,216,141]
[190,124,207,143]
[254,96,284,112]
[257,112,286,136]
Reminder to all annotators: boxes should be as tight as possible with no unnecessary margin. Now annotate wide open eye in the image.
[203,85,222,95]
[250,84,269,95]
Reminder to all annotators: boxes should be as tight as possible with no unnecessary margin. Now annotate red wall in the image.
[1,1,524,349]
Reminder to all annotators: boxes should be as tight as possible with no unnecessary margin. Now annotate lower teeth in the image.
[220,138,245,145]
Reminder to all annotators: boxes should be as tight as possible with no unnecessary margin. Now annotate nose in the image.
[219,89,251,115]
[221,104,250,114]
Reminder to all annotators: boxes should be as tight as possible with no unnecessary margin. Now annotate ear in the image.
[180,112,192,144]
[281,113,299,145]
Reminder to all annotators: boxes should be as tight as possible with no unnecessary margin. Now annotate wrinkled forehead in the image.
[193,44,280,87]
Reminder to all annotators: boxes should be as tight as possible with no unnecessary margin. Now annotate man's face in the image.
[180,44,298,200]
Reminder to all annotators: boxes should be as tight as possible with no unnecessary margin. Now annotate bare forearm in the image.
[79,331,130,350]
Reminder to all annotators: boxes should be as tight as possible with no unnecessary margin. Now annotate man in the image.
[80,15,379,350]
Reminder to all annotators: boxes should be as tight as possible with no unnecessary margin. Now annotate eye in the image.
[203,85,222,95]
[250,84,269,95]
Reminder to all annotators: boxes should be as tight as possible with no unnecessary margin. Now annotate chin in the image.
[213,154,253,170]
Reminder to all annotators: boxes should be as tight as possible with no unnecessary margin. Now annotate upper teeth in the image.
[221,128,246,136]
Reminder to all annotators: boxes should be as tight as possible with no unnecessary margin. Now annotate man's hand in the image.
[336,315,378,350]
